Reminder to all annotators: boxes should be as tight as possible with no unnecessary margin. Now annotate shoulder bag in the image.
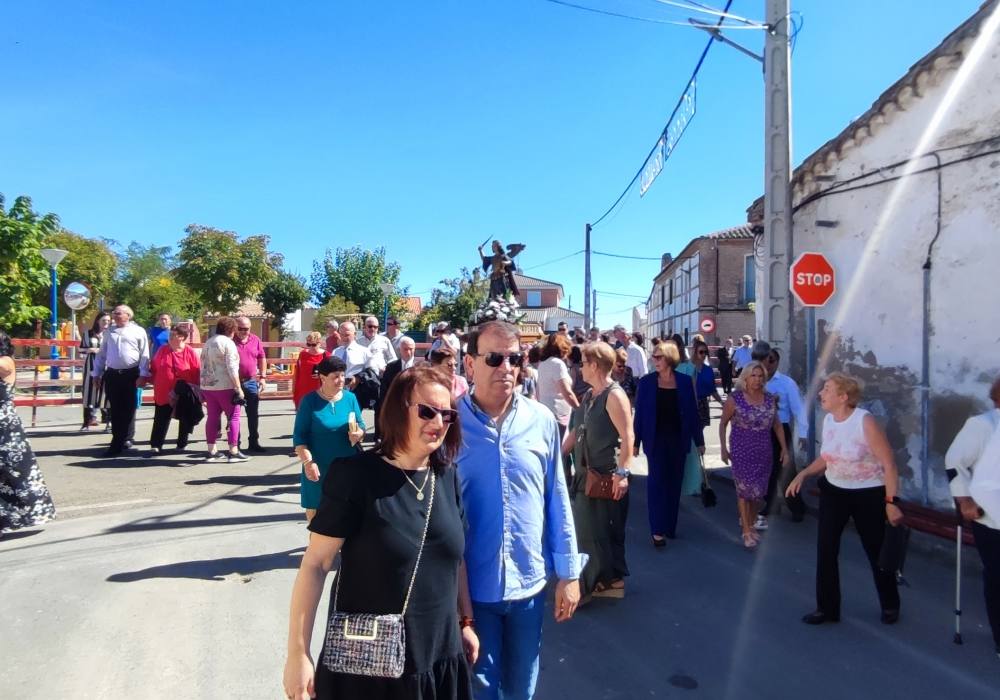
[581,387,616,500]
[321,471,435,679]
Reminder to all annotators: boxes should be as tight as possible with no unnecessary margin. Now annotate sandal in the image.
[652,536,667,548]
[592,580,626,598]
[742,532,758,549]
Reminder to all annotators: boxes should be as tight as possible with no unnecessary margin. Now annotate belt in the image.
[107,366,139,374]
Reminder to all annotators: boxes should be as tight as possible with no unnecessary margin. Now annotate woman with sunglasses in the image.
[677,338,724,495]
[293,356,365,522]
[562,342,634,599]
[633,339,705,546]
[293,331,329,409]
[147,324,200,454]
[284,365,477,700]
[430,345,469,399]
[610,347,636,405]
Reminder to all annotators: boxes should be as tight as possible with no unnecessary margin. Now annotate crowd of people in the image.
[2,310,999,697]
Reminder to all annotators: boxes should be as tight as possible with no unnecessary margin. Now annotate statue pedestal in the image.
[470,295,524,327]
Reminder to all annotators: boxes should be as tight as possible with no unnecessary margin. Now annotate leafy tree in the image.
[310,246,404,314]
[415,267,488,330]
[0,194,60,329]
[110,243,201,327]
[259,271,310,338]
[311,295,360,332]
[175,224,279,314]
[35,229,118,317]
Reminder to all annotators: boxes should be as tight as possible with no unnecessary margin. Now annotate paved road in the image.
[2,402,998,698]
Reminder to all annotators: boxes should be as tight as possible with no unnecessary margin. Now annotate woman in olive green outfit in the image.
[563,342,635,598]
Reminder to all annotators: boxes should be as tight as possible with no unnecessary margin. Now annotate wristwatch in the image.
[885,496,901,505]
[614,468,631,478]
[459,616,475,629]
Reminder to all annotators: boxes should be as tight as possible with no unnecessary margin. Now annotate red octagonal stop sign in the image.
[790,252,836,307]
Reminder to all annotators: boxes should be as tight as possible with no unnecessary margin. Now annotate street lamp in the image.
[379,283,395,330]
[39,248,69,380]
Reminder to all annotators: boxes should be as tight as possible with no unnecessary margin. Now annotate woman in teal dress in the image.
[674,336,722,496]
[293,356,366,521]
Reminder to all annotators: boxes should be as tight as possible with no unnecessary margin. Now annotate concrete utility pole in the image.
[758,0,794,349]
[584,223,592,330]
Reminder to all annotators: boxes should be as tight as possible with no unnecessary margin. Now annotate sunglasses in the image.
[411,402,458,424]
[306,343,318,347]
[237,327,251,331]
[696,350,707,356]
[476,352,524,368]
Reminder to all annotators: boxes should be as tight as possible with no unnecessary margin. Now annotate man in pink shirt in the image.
[234,316,267,453]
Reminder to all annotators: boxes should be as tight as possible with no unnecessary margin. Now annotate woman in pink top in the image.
[147,324,200,452]
[787,372,904,626]
[430,345,468,399]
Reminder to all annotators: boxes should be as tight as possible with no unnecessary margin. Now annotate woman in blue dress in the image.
[293,356,366,522]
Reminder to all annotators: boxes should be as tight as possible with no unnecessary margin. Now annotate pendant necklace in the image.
[400,468,430,501]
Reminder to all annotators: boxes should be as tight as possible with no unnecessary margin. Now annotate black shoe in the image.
[802,610,839,625]
[247,443,267,454]
[123,440,136,451]
[102,449,122,458]
[880,609,900,625]
[652,536,667,548]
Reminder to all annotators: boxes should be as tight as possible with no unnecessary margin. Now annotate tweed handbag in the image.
[321,471,436,679]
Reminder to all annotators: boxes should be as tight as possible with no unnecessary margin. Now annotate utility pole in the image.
[584,223,592,330]
[758,0,794,350]
[592,289,598,329]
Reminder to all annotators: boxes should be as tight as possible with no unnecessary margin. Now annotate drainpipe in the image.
[920,152,943,506]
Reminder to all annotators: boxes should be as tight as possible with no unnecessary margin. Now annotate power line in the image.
[661,0,763,26]
[590,0,736,228]
[522,249,584,271]
[592,250,662,261]
[595,289,649,298]
[540,0,759,29]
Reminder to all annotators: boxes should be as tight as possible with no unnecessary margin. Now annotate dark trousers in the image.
[238,381,260,447]
[971,521,1000,648]
[761,423,804,517]
[557,423,573,486]
[815,478,900,617]
[573,477,630,595]
[720,366,733,394]
[104,367,139,452]
[150,403,190,450]
[646,434,687,538]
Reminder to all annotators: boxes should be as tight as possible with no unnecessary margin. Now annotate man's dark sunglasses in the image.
[411,402,458,424]
[476,352,524,368]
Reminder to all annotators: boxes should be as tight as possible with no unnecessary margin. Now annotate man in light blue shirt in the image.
[457,320,586,700]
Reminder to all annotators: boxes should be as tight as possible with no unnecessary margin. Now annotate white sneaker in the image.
[754,515,769,531]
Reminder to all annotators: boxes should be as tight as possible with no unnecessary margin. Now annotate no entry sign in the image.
[700,317,715,333]
[790,252,836,307]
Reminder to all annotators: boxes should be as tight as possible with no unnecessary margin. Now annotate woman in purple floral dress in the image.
[719,361,790,549]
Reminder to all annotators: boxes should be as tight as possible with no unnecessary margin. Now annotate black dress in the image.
[308,451,473,700]
[0,381,56,532]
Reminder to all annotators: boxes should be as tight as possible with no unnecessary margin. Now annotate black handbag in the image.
[699,455,717,508]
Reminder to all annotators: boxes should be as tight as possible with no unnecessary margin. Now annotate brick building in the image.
[511,273,586,332]
[646,224,757,344]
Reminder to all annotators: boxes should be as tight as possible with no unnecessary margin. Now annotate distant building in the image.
[511,273,586,332]
[646,225,756,344]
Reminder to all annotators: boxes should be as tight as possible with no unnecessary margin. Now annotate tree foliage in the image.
[311,295,360,332]
[310,246,405,315]
[0,194,60,329]
[259,271,310,338]
[175,224,279,314]
[110,243,201,328]
[415,267,488,331]
[36,229,118,317]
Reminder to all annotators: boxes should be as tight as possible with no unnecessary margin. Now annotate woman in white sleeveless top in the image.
[787,372,904,625]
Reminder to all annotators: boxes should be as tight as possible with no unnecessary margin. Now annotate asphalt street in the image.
[2,401,998,698]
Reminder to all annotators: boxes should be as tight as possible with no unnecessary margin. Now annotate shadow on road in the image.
[106,546,306,582]
[106,511,303,534]
[186,472,299,487]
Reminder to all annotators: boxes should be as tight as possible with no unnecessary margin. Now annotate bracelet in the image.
[459,616,475,629]
[885,496,901,505]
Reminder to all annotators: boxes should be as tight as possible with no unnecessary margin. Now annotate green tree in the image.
[310,246,404,314]
[259,271,310,338]
[35,229,118,317]
[311,295,360,332]
[0,194,60,329]
[175,224,279,314]
[110,243,201,327]
[415,267,488,330]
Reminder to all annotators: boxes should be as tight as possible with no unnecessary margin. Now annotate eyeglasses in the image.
[475,352,524,368]
[387,321,398,326]
[237,327,251,332]
[306,343,318,347]
[696,350,707,356]
[411,402,458,424]
[365,325,378,330]
[652,354,665,360]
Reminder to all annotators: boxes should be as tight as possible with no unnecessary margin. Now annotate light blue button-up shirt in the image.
[456,391,587,603]
[767,371,809,435]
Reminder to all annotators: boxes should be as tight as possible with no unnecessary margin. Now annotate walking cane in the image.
[954,507,964,645]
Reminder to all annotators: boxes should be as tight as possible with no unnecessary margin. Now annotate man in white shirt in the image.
[613,325,647,379]
[587,326,601,342]
[556,321,569,337]
[385,316,409,357]
[92,304,150,457]
[356,316,396,376]
[333,321,371,386]
[946,376,1000,658]
[732,335,753,375]
[757,347,810,528]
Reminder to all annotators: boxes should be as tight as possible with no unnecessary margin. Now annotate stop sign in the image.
[789,252,836,307]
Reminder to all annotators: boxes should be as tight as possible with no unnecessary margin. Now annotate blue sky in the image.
[1,0,981,329]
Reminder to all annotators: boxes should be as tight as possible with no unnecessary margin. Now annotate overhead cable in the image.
[522,249,584,271]
[592,250,663,261]
[540,0,754,29]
